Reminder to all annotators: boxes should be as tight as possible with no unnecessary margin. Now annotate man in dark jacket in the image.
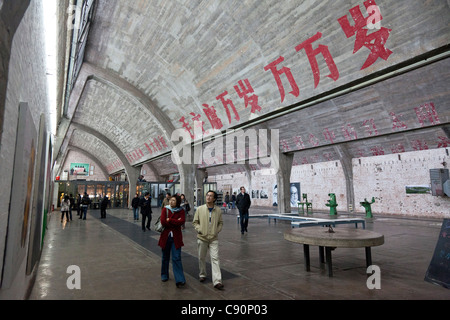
[79,192,91,220]
[131,193,140,221]
[139,192,152,232]
[100,196,109,219]
[236,186,251,234]
[69,194,75,221]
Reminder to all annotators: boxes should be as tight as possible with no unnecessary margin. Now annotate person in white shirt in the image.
[192,190,224,290]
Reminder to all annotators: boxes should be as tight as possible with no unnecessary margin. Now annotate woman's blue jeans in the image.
[161,235,186,284]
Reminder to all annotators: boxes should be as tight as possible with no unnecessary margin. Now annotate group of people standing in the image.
[131,190,228,290]
[157,190,225,290]
[60,192,96,222]
[146,186,251,290]
[63,187,251,291]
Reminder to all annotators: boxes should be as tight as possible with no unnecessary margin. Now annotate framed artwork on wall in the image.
[26,114,48,275]
[1,102,37,288]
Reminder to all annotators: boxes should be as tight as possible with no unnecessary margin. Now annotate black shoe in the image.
[176,282,185,288]
[161,278,168,282]
[214,283,224,290]
[199,277,206,283]
[142,229,146,232]
[146,226,150,230]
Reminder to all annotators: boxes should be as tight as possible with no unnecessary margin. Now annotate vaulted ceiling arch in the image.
[66,146,110,178]
[66,127,123,172]
[69,122,134,177]
[71,62,176,135]
[54,0,450,184]
[55,61,186,178]
[55,126,121,178]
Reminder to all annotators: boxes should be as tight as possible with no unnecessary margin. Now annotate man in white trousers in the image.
[192,190,224,290]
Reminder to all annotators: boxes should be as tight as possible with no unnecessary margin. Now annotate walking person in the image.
[161,192,171,208]
[139,192,152,231]
[69,194,75,221]
[224,192,230,209]
[192,190,224,290]
[158,195,186,288]
[100,195,109,219]
[61,195,70,222]
[180,193,191,229]
[236,186,251,234]
[158,193,164,207]
[79,192,91,220]
[231,192,236,209]
[131,193,140,221]
[76,194,82,216]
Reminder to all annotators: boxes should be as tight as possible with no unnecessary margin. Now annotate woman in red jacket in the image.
[158,194,186,288]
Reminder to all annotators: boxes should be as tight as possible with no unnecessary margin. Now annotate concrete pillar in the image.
[334,144,355,213]
[126,165,141,208]
[195,168,207,206]
[273,153,294,213]
[178,163,195,211]
[243,164,252,193]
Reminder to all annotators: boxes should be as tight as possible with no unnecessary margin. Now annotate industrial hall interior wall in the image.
[0,0,449,300]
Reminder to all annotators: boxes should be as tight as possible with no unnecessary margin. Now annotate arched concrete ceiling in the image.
[66,146,110,178]
[150,155,179,176]
[58,0,450,177]
[72,79,170,162]
[68,128,124,173]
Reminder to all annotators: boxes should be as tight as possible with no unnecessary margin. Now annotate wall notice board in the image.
[424,219,450,289]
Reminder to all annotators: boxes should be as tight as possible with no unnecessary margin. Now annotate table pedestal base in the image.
[303,245,373,277]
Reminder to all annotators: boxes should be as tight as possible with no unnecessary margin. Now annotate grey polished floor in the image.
[28,206,449,300]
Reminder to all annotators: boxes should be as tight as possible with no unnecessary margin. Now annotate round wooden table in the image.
[284,227,384,277]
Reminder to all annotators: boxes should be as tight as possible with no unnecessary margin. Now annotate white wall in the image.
[353,148,449,218]
[213,148,450,219]
[61,150,108,181]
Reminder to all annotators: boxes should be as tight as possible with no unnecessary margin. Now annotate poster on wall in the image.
[1,102,37,288]
[42,135,53,245]
[272,183,301,207]
[290,183,301,207]
[272,184,278,206]
[26,114,48,275]
[70,163,89,176]
[405,185,431,194]
[259,189,268,199]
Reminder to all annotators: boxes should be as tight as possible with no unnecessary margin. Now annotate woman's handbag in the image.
[154,216,165,233]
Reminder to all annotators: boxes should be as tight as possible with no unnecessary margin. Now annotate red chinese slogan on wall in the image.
[289,102,446,165]
[178,0,393,139]
[126,0,444,168]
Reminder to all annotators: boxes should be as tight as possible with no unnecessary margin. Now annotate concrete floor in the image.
[28,206,449,301]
